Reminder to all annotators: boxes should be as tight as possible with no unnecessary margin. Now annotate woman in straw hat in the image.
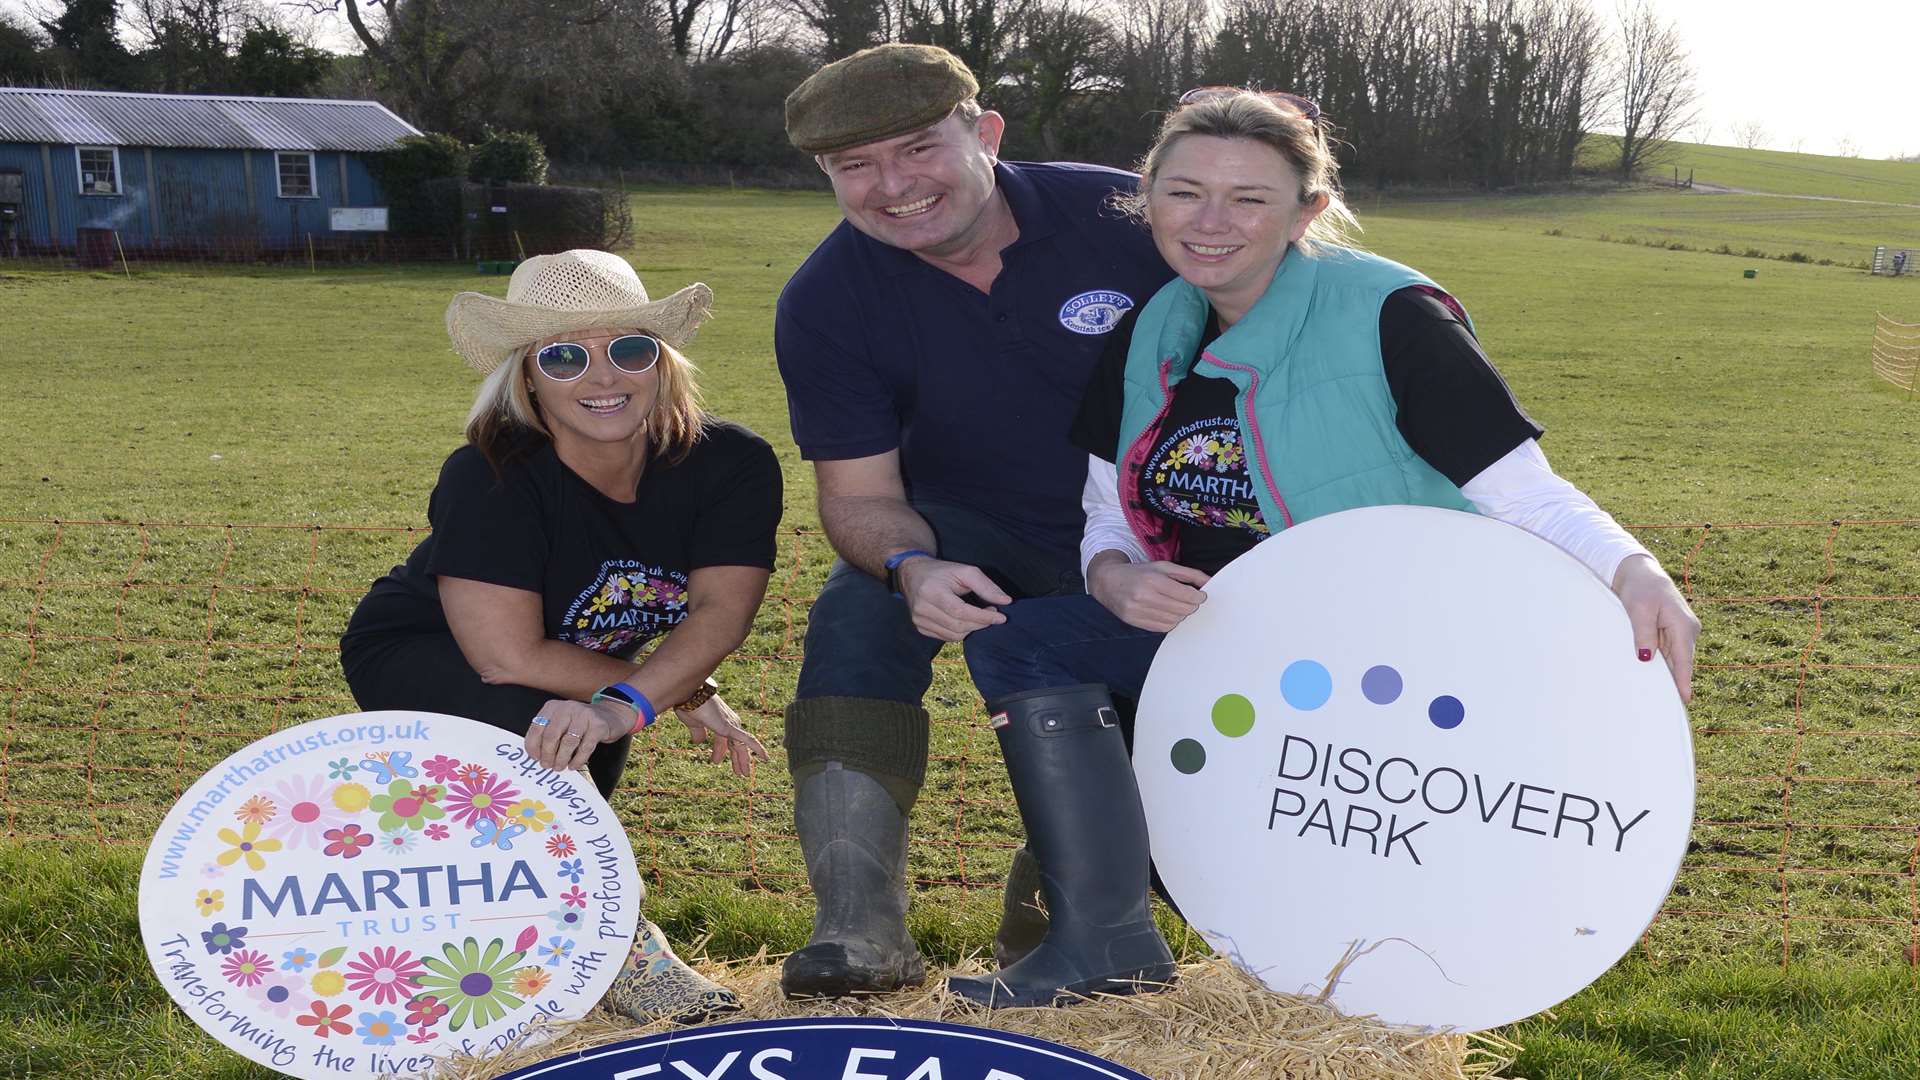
[339,249,783,1022]
[951,89,1700,1009]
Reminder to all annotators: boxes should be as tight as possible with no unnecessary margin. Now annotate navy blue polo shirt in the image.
[775,161,1173,572]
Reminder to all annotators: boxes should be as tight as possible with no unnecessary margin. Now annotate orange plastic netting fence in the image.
[2,516,1917,967]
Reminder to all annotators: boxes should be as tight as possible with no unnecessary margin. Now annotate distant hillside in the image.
[1581,137,1920,204]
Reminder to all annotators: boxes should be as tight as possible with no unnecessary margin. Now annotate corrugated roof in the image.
[0,88,421,152]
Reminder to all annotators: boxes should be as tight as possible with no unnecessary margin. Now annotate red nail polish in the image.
[1638,648,1653,662]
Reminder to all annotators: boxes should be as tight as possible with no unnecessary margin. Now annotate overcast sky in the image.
[1667,0,1916,159]
[4,0,1915,160]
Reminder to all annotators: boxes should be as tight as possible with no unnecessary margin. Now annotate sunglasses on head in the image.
[533,334,662,381]
[1177,86,1321,122]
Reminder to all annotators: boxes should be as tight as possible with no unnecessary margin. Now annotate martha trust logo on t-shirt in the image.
[558,560,689,656]
[1144,417,1269,535]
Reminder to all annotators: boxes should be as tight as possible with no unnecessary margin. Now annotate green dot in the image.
[1212,694,1255,738]
[1170,739,1207,775]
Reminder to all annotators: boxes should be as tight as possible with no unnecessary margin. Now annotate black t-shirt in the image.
[1071,287,1542,575]
[344,420,783,660]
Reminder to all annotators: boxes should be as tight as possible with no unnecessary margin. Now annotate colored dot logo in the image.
[1171,661,1468,776]
[1171,739,1207,775]
[1280,660,1332,710]
[1212,694,1255,737]
[1362,664,1403,704]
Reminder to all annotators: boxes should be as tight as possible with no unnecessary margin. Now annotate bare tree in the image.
[1730,118,1766,150]
[1788,135,1805,153]
[1001,0,1112,156]
[1835,134,1859,158]
[780,0,890,59]
[301,0,621,132]
[901,0,1036,87]
[1607,0,1697,179]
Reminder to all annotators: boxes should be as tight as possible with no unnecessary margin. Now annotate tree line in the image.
[3,0,1703,187]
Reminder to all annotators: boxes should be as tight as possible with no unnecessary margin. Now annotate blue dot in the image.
[266,985,289,1003]
[1361,665,1402,704]
[1281,660,1333,710]
[1429,695,1465,730]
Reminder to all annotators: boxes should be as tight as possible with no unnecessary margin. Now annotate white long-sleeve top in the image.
[1080,439,1651,586]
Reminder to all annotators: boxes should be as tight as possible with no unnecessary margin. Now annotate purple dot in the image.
[1429,695,1465,730]
[266,985,289,1003]
[1361,665,1402,704]
[460,972,493,997]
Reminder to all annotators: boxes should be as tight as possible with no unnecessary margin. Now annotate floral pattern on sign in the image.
[445,773,520,828]
[413,937,530,1031]
[344,946,427,1005]
[147,724,638,1076]
[264,773,347,849]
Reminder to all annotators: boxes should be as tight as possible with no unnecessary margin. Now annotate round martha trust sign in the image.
[1136,506,1694,1032]
[138,711,641,1078]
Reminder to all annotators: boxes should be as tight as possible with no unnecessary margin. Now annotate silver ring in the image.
[531,715,550,727]
[563,731,582,739]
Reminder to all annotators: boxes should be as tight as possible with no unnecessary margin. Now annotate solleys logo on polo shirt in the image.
[1058,290,1133,335]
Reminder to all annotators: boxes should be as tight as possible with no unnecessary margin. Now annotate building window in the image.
[76,146,121,195]
[276,151,316,198]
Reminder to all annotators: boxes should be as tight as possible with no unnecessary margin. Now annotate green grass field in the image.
[1582,136,1920,205]
[5,182,1920,1077]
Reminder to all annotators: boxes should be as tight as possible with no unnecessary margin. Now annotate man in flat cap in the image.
[774,43,1172,998]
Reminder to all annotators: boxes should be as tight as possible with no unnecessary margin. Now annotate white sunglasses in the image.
[533,334,662,382]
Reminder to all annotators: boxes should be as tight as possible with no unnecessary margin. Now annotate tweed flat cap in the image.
[786,44,980,156]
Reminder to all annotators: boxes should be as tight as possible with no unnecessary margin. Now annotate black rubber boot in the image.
[992,845,1048,968]
[948,685,1177,1008]
[781,761,927,997]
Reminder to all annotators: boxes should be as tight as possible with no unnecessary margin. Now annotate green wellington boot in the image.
[780,761,927,997]
[948,685,1177,1008]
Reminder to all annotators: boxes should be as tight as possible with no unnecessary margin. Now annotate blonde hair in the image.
[1120,90,1362,255]
[465,333,708,471]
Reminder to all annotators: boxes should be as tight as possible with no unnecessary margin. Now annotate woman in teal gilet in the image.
[948,90,1702,1011]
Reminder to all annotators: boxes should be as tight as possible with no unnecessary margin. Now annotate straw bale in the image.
[432,950,1519,1080]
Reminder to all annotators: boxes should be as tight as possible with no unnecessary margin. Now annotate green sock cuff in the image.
[785,695,931,789]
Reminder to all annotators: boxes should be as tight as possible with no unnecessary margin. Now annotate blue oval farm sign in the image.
[494,1017,1151,1080]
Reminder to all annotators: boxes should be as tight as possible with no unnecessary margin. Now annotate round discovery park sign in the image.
[139,711,641,1078]
[1136,506,1694,1032]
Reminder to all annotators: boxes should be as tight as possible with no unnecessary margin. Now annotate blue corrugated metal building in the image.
[0,87,421,255]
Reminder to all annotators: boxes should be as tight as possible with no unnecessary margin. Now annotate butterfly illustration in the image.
[472,818,529,851]
[363,751,419,785]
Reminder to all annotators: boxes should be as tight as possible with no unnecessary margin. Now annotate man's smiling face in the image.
[819,107,1007,259]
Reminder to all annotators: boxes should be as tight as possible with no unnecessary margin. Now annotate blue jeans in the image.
[962,593,1166,704]
[794,501,1084,704]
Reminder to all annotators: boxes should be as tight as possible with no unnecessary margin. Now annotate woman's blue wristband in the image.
[591,681,657,731]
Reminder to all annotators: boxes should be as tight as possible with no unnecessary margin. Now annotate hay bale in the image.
[435,952,1519,1080]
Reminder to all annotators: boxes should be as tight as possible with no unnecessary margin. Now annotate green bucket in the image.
[1743,269,1757,279]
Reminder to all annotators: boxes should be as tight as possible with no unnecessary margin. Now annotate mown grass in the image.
[5,184,1920,1076]
[1368,187,1920,269]
[1580,136,1920,205]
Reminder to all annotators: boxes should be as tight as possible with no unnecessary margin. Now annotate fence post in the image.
[307,233,316,273]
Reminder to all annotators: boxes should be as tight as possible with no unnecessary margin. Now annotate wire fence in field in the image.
[1,516,1917,969]
[1873,312,1920,395]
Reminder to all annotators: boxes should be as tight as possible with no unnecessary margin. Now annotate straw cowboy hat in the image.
[445,249,714,375]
